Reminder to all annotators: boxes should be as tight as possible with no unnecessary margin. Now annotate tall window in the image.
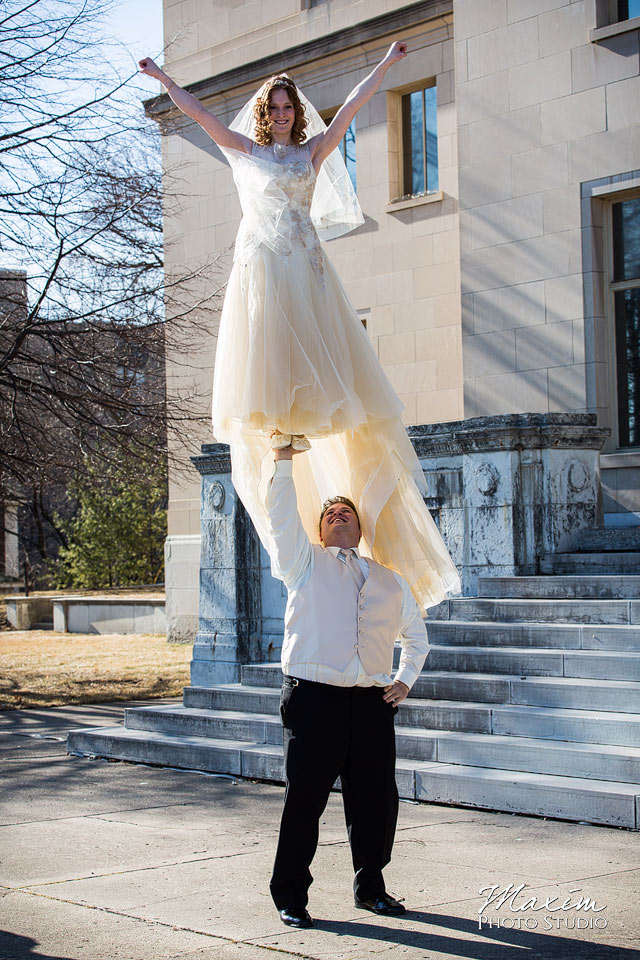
[401,84,438,198]
[611,197,640,448]
[323,114,356,191]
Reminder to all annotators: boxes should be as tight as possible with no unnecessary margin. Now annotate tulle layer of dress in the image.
[212,243,461,609]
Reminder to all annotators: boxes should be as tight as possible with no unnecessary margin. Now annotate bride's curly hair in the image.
[253,75,308,146]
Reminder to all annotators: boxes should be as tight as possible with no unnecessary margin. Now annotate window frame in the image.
[604,188,640,451]
[386,78,443,210]
[591,0,640,40]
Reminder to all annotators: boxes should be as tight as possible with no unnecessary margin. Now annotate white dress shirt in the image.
[265,459,428,689]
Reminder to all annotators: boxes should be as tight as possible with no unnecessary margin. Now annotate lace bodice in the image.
[240,142,324,283]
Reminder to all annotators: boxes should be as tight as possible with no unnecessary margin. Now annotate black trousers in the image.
[269,677,399,909]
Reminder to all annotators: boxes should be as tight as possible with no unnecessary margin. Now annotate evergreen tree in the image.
[52,456,167,589]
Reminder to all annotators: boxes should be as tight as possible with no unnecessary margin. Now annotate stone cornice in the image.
[145,0,452,118]
[408,414,610,458]
[191,443,231,475]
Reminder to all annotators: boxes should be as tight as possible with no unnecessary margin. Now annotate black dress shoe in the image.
[355,894,406,916]
[278,906,313,928]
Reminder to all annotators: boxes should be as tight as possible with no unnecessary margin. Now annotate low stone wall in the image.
[4,596,53,629]
[52,598,166,635]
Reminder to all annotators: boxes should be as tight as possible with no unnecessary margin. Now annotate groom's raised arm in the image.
[264,449,313,591]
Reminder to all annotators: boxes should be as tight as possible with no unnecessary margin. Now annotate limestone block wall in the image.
[455,0,640,434]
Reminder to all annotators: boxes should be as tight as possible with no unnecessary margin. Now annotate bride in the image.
[139,45,460,608]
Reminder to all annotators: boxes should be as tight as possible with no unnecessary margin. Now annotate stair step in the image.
[182,684,640,745]
[478,575,640,600]
[395,728,640,783]
[427,645,640,680]
[541,553,640,575]
[426,620,640,648]
[437,598,637,625]
[407,761,639,828]
[121,702,640,782]
[242,663,282,688]
[66,726,640,828]
[571,527,640,552]
[414,672,640,712]
[491,703,640,746]
[125,704,282,744]
[30,621,54,630]
[184,684,280,714]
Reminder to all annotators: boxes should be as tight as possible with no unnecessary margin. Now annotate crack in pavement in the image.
[1,887,323,959]
[1,848,273,891]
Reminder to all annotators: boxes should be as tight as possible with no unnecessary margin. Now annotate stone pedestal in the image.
[411,413,609,595]
[189,444,285,685]
[186,414,608,685]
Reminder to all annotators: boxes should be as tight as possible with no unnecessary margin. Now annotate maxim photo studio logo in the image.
[478,882,608,931]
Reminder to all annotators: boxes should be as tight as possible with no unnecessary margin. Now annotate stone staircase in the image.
[541,527,640,575]
[67,573,640,829]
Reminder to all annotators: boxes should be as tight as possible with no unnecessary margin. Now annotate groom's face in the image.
[320,503,361,548]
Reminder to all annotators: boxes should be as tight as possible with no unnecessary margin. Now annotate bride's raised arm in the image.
[308,41,408,171]
[138,57,253,154]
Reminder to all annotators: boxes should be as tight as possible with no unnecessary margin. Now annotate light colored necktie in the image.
[338,548,366,591]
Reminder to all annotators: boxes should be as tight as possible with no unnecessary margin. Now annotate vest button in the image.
[358,617,363,622]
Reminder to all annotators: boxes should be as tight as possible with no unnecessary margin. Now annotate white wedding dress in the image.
[212,141,460,608]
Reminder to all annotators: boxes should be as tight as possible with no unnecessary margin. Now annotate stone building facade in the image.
[150,0,640,641]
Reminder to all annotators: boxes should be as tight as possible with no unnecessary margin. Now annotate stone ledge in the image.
[408,413,609,457]
[590,16,640,43]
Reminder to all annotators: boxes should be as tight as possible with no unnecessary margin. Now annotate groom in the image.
[265,443,428,928]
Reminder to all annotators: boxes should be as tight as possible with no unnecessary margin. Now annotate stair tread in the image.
[420,671,640,686]
[431,621,640,632]
[430,644,640,656]
[399,759,640,796]
[394,727,640,756]
[69,726,640,794]
[186,687,640,720]
[127,706,640,757]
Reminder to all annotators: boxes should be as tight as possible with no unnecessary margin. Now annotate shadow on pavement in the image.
[0,931,71,960]
[310,909,635,959]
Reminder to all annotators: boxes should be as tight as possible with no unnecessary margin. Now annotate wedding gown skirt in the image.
[212,142,459,608]
[212,243,460,609]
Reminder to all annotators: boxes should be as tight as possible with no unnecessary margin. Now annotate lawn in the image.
[0,629,192,710]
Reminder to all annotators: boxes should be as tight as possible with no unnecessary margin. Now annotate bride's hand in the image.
[384,41,408,65]
[138,57,165,81]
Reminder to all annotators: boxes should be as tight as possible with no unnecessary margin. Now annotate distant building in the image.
[0,269,166,585]
[149,0,640,640]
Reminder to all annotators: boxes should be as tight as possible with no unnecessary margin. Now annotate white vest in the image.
[281,544,403,678]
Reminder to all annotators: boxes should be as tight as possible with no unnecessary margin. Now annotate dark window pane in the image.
[425,85,439,193]
[615,287,640,448]
[402,89,425,196]
[618,0,640,20]
[325,114,356,191]
[613,198,640,282]
[343,119,356,191]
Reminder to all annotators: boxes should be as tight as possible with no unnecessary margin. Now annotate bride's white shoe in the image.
[291,435,311,452]
[270,432,292,450]
[270,432,311,451]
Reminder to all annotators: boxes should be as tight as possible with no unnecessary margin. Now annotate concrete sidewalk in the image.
[1,702,639,960]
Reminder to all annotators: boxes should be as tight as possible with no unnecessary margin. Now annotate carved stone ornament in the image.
[567,459,589,494]
[208,481,226,511]
[475,461,500,498]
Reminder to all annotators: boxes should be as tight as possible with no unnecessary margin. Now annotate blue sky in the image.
[107,0,165,94]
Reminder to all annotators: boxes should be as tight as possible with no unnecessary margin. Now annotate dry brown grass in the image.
[0,630,191,710]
